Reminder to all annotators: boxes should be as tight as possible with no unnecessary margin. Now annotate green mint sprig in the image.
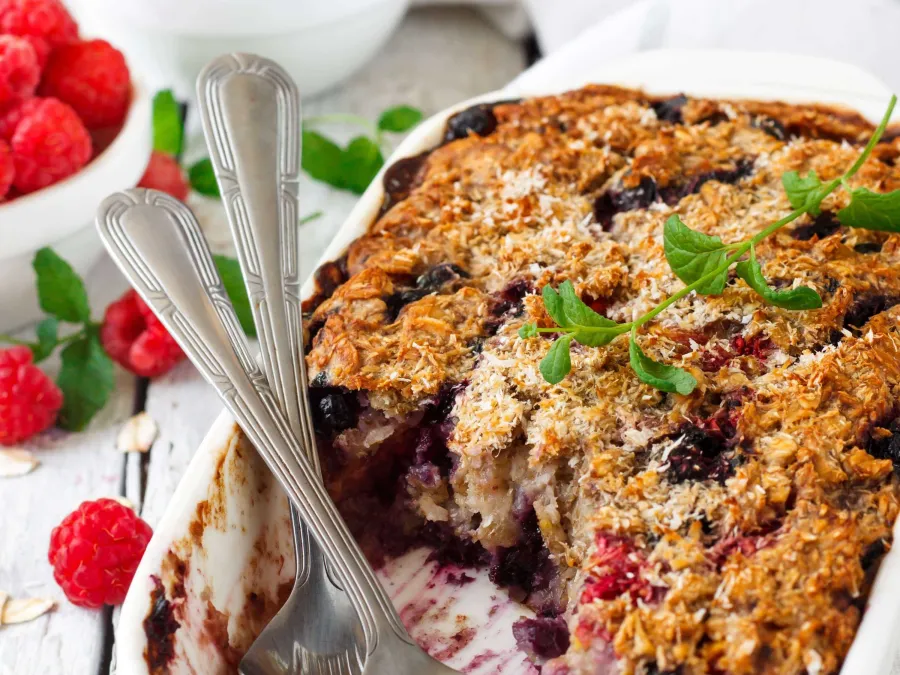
[0,248,258,432]
[0,248,115,431]
[520,95,899,392]
[212,255,256,338]
[152,90,183,156]
[302,105,424,195]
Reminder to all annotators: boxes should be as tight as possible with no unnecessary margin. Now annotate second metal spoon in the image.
[195,52,363,675]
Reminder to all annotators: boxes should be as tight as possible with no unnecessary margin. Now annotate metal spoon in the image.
[194,53,363,675]
[96,189,459,675]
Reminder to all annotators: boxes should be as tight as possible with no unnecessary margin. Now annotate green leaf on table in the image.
[782,170,824,215]
[378,105,424,133]
[629,332,697,395]
[663,214,730,295]
[213,255,256,338]
[539,334,573,384]
[302,130,345,188]
[341,136,384,194]
[57,329,114,431]
[32,247,91,323]
[556,281,621,347]
[735,248,822,310]
[188,158,220,197]
[837,187,900,232]
[518,322,538,339]
[152,89,183,156]
[31,317,58,363]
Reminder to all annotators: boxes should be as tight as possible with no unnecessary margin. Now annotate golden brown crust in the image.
[305,85,900,675]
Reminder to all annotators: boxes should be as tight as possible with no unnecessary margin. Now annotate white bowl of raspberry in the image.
[0,82,152,331]
[0,0,153,332]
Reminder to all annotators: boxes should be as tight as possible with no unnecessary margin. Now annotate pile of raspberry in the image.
[0,0,132,200]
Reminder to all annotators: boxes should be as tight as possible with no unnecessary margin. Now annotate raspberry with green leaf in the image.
[0,247,115,432]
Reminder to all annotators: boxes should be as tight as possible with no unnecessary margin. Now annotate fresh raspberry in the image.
[10,96,91,193]
[0,0,79,49]
[0,346,63,445]
[39,39,131,129]
[48,498,153,608]
[100,289,185,378]
[0,139,13,199]
[0,35,39,107]
[137,150,189,201]
[20,34,49,68]
[0,96,35,140]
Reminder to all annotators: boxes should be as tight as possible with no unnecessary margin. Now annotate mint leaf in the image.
[33,248,90,323]
[663,215,729,295]
[302,130,345,188]
[837,187,900,232]
[540,334,573,384]
[152,90,183,156]
[735,248,822,310]
[538,282,624,347]
[341,136,384,194]
[188,158,220,197]
[213,255,256,338]
[31,317,58,362]
[378,106,423,133]
[518,322,538,339]
[542,285,567,327]
[556,281,620,346]
[57,329,114,431]
[782,170,824,215]
[629,332,696,395]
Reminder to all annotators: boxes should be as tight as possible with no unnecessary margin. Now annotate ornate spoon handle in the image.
[195,53,317,467]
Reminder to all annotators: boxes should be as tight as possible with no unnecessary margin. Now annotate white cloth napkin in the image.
[419,0,900,95]
[531,0,900,94]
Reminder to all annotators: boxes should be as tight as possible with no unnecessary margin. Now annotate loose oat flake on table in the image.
[0,447,39,476]
[116,411,158,453]
[0,595,55,625]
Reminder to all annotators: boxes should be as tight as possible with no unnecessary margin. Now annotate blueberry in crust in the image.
[303,86,900,675]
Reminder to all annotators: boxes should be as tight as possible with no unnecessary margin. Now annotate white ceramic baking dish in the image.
[115,49,900,675]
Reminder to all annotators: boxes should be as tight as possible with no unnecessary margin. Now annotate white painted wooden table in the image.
[0,8,527,675]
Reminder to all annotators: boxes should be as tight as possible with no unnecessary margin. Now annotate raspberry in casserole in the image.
[302,86,900,675]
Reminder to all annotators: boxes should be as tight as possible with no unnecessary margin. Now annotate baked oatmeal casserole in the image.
[301,85,900,675]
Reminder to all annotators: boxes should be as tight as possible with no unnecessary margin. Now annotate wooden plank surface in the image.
[0,370,137,675]
[0,8,526,675]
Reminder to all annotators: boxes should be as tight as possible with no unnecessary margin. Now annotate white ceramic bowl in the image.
[116,50,900,675]
[0,84,152,332]
[69,0,410,99]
